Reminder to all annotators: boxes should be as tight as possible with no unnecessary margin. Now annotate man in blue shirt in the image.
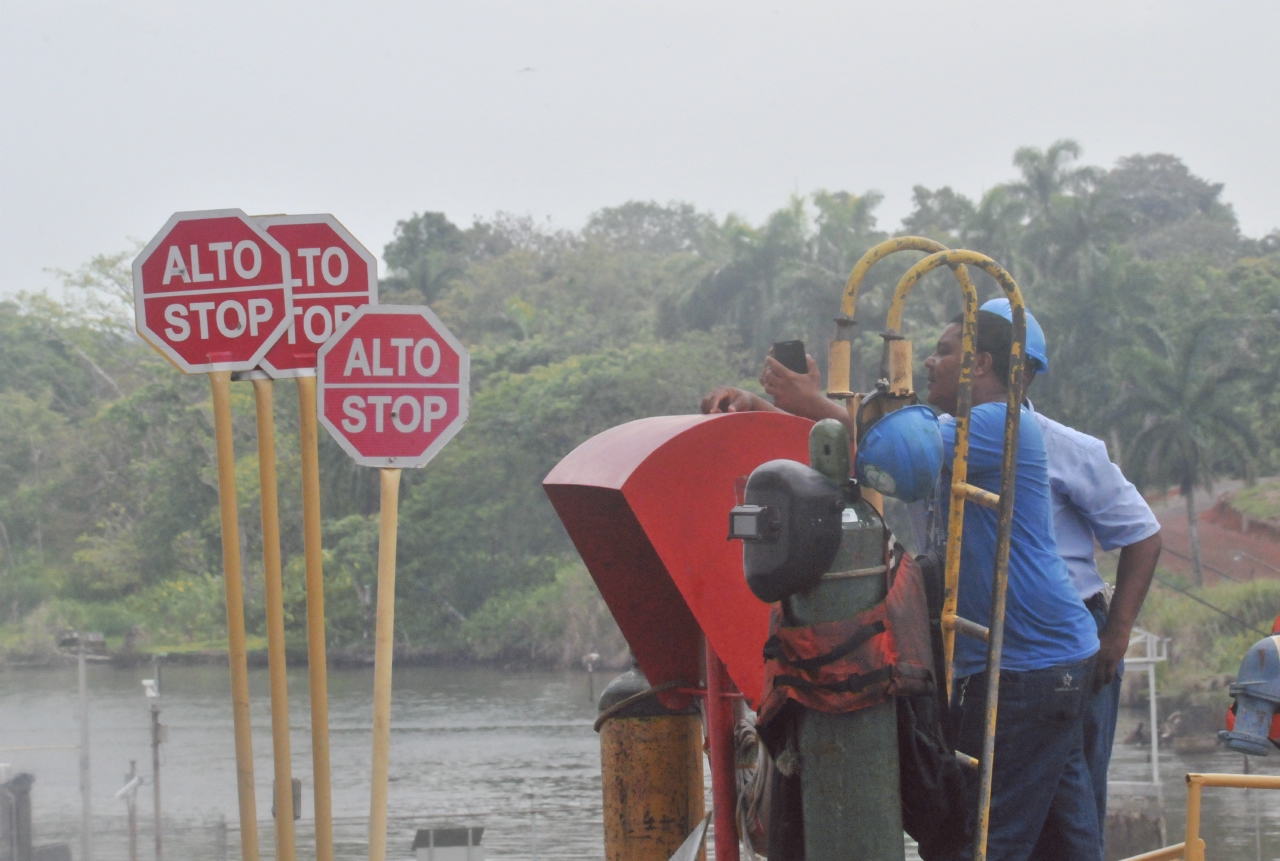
[701,310,1152,859]
[703,304,1162,858]
[923,311,1100,861]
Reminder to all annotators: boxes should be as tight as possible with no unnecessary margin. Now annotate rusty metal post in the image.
[597,666,704,861]
[705,640,740,861]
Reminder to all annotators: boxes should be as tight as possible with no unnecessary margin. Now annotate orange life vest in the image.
[757,550,935,729]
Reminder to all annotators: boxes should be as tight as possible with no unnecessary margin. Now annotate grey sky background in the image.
[3,1,1279,296]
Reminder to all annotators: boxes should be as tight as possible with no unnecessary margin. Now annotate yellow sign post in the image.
[236,370,297,861]
[132,209,301,861]
[367,467,401,861]
[297,373,336,861]
[315,305,470,861]
[209,371,262,861]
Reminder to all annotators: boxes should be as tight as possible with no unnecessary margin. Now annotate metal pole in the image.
[208,370,260,861]
[296,374,334,861]
[248,374,297,861]
[1147,658,1166,845]
[79,639,91,861]
[1148,662,1159,787]
[151,703,162,861]
[368,468,401,861]
[126,761,138,861]
[704,638,739,861]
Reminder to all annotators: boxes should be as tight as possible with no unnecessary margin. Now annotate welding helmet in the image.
[732,459,843,603]
[980,298,1048,374]
[854,405,943,503]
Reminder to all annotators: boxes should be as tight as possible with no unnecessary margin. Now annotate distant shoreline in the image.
[0,647,628,673]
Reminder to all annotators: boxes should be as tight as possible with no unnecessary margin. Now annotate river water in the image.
[1,664,1278,860]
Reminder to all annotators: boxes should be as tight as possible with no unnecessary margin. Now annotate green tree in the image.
[1115,322,1259,585]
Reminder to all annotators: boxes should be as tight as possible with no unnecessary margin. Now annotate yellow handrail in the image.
[1117,772,1280,861]
[884,249,1028,861]
[828,237,957,399]
[829,242,1028,861]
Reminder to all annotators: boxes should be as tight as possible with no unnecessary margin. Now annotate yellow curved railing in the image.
[829,244,1028,861]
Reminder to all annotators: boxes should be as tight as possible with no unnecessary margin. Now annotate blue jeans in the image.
[1083,606,1121,849]
[951,657,1101,861]
[1029,605,1120,861]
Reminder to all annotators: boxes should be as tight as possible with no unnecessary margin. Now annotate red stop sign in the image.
[133,209,293,373]
[317,305,470,468]
[257,214,378,378]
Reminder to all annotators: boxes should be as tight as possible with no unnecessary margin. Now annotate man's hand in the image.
[1094,627,1129,690]
[700,386,774,415]
[760,355,824,416]
[1093,530,1161,692]
[760,354,853,432]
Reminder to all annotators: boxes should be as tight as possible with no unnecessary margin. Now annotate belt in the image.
[1084,588,1111,615]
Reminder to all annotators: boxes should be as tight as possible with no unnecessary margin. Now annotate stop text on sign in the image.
[133,209,293,373]
[337,337,449,433]
[258,214,378,378]
[317,305,469,469]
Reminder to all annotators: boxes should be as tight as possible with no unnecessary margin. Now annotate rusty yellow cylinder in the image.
[597,666,704,861]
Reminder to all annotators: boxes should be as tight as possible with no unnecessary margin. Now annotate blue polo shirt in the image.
[940,403,1099,677]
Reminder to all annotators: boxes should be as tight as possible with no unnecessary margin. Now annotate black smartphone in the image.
[772,340,808,375]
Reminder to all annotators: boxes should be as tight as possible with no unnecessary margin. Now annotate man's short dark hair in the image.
[949,310,1013,388]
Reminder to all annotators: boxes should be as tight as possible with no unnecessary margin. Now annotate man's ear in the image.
[972,351,994,379]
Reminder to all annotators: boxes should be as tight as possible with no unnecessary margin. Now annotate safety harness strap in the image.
[773,666,895,696]
[762,620,887,674]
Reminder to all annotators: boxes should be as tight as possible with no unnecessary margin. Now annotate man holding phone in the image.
[699,339,841,419]
[701,313,1162,859]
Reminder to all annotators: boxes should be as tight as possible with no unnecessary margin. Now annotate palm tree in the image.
[1114,321,1259,586]
[1011,139,1099,217]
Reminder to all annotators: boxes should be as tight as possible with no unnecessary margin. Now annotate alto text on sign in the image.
[258,214,378,378]
[133,209,293,373]
[317,305,470,468]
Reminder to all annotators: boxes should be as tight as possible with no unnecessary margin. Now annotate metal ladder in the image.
[829,240,1029,861]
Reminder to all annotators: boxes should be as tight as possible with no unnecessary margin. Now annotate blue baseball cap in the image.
[980,298,1048,374]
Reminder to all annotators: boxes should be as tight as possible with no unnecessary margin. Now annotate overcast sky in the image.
[3,1,1279,296]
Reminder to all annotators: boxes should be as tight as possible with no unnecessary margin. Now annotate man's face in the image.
[925,323,963,414]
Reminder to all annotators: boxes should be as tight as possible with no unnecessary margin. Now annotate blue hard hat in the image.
[980,298,1048,374]
[854,405,944,503]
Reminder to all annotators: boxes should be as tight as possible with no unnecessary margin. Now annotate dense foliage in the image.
[3,140,1279,665]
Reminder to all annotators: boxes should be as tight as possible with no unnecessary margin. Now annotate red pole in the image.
[705,637,740,861]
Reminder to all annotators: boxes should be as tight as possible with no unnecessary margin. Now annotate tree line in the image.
[1,139,1277,663]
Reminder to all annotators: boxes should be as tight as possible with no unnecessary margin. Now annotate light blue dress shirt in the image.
[1028,405,1161,600]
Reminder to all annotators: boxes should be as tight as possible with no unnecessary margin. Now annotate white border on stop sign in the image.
[315,304,471,469]
[131,208,294,374]
[255,214,380,380]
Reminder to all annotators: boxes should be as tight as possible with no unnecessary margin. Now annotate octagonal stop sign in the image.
[257,214,378,378]
[317,305,470,468]
[133,209,293,373]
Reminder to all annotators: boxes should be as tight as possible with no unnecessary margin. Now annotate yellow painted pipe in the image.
[1116,843,1185,861]
[368,467,402,861]
[1183,773,1280,861]
[1183,780,1204,861]
[208,371,260,861]
[250,375,297,861]
[828,237,952,399]
[297,374,335,861]
[600,715,704,861]
[838,236,952,321]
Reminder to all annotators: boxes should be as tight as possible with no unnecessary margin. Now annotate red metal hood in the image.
[543,411,813,709]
